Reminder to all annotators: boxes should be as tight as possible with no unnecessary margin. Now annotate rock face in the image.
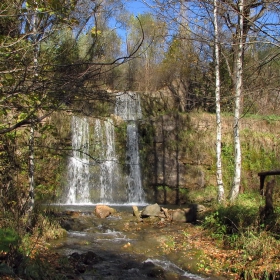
[94,205,116,218]
[138,112,209,205]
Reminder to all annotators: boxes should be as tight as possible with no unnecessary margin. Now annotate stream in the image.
[50,205,220,280]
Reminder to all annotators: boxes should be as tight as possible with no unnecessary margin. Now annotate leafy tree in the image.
[125,13,167,91]
[0,0,142,227]
[141,0,280,202]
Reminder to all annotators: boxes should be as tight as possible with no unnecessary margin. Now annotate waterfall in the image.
[64,92,145,204]
[115,92,145,203]
[115,92,142,121]
[66,116,90,204]
[94,118,119,203]
[126,122,144,203]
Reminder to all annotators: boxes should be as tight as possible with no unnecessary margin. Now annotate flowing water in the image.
[66,117,90,204]
[114,92,144,203]
[93,118,120,204]
[64,92,145,205]
[51,206,218,280]
[58,93,221,279]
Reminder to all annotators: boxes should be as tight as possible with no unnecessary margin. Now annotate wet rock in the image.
[141,203,161,217]
[94,205,116,218]
[60,218,74,231]
[60,217,88,231]
[76,263,86,273]
[68,251,104,276]
[69,251,104,265]
[132,206,143,221]
[83,251,103,265]
[66,211,81,218]
[142,261,165,278]
[70,252,81,261]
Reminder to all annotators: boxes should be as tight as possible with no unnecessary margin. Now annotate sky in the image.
[125,0,150,15]
[110,0,151,44]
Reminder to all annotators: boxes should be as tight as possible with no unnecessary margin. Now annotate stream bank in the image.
[47,205,227,280]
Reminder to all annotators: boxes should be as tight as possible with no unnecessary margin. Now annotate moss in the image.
[114,120,127,167]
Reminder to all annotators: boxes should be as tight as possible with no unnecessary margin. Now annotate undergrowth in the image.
[0,208,66,278]
[202,198,280,279]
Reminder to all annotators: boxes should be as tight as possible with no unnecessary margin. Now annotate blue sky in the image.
[125,0,150,15]
[110,0,150,43]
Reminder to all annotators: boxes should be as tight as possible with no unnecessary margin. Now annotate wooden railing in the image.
[258,170,280,195]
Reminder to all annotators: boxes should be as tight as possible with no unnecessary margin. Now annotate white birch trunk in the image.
[29,124,35,213]
[229,0,244,202]
[28,5,39,214]
[214,0,224,203]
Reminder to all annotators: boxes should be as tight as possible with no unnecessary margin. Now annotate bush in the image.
[203,204,259,237]
[0,228,19,252]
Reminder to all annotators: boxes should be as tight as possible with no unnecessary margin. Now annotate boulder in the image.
[94,205,116,218]
[161,207,171,220]
[172,209,189,222]
[132,205,142,221]
[141,203,161,217]
[171,204,206,223]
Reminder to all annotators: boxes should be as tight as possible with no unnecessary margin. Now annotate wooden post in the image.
[260,179,275,223]
[258,170,279,223]
[258,170,280,195]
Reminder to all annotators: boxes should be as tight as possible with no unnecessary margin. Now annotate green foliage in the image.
[203,204,259,237]
[202,200,280,273]
[34,212,67,241]
[19,255,69,280]
[35,184,57,202]
[237,231,279,260]
[241,128,280,189]
[20,233,33,257]
[0,228,19,252]
[221,142,235,187]
[159,235,177,253]
[203,211,227,239]
[263,114,280,123]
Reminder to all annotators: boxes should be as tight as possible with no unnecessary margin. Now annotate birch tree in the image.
[228,0,243,202]
[214,0,225,202]
[221,0,269,201]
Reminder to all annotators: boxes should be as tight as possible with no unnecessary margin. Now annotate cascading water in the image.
[93,118,120,203]
[115,92,145,203]
[64,92,145,204]
[66,116,90,204]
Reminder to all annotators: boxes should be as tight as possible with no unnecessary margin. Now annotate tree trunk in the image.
[214,0,224,203]
[28,124,35,214]
[229,0,244,202]
[27,6,39,215]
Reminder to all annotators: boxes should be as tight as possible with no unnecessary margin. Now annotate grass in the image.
[0,228,19,252]
[200,198,280,279]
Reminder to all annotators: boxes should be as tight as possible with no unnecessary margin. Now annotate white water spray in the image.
[66,116,90,204]
[115,92,145,203]
[94,118,119,203]
[65,92,145,204]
